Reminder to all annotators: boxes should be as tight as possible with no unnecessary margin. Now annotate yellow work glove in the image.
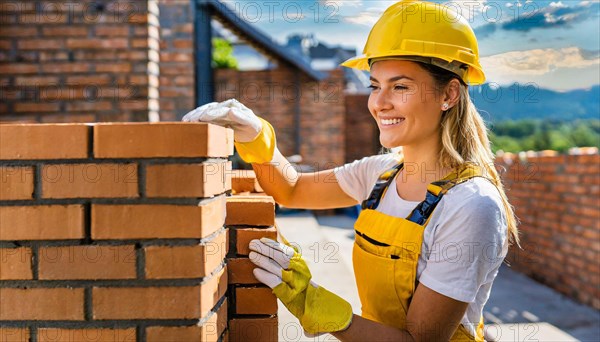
[249,238,353,335]
[182,99,276,164]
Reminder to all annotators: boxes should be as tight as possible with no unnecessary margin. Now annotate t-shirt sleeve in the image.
[333,154,401,202]
[418,185,508,303]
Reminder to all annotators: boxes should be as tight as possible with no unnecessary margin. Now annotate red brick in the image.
[0,124,89,160]
[145,229,228,279]
[228,258,260,284]
[225,196,275,227]
[0,26,36,37]
[0,328,29,342]
[41,114,96,123]
[146,302,227,342]
[172,40,193,49]
[229,317,278,342]
[0,205,84,240]
[93,267,227,319]
[38,245,136,280]
[0,288,84,320]
[93,286,201,320]
[95,26,129,36]
[231,169,263,194]
[235,287,277,315]
[0,63,38,74]
[41,163,139,199]
[42,26,88,36]
[0,247,32,280]
[14,102,60,113]
[94,123,233,158]
[236,227,277,256]
[18,39,65,50]
[146,161,230,198]
[0,166,34,200]
[66,38,128,49]
[41,63,91,73]
[65,101,113,112]
[95,62,132,73]
[14,76,60,86]
[91,195,225,239]
[38,329,136,342]
[65,74,112,85]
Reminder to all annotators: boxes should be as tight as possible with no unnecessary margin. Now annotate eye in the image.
[368,85,379,91]
[394,85,408,91]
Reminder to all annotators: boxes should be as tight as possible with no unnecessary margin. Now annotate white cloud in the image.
[343,12,381,26]
[549,1,567,8]
[321,0,363,8]
[481,47,599,76]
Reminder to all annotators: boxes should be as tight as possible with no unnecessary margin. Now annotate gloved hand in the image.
[182,99,276,164]
[249,238,353,335]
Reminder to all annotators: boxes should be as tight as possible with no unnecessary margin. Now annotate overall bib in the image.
[352,162,486,341]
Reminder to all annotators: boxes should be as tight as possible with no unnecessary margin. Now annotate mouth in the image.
[379,117,405,127]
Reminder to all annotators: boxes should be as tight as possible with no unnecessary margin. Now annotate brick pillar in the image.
[0,122,234,341]
[226,176,279,341]
[0,0,160,123]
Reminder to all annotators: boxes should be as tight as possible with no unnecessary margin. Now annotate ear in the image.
[442,79,461,109]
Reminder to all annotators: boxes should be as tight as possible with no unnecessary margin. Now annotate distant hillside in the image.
[470,84,600,122]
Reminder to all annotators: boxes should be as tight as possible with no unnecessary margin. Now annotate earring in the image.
[442,103,449,111]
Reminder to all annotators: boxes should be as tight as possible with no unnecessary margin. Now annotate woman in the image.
[184,1,519,340]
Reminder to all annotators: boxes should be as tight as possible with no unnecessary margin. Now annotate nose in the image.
[370,88,393,114]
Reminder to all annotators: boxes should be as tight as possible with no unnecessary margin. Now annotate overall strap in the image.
[407,164,483,225]
[361,162,404,210]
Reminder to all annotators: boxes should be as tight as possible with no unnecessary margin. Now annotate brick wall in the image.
[156,0,194,122]
[344,94,379,163]
[498,153,600,309]
[0,122,234,341]
[0,1,160,123]
[215,68,347,167]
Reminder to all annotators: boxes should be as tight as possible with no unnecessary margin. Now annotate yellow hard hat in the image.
[341,0,486,85]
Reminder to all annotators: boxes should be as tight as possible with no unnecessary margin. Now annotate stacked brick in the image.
[0,122,234,341]
[0,0,160,123]
[497,153,600,309]
[226,174,279,341]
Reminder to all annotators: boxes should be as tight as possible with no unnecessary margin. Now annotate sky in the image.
[220,0,600,91]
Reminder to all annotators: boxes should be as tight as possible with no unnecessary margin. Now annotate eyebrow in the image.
[369,75,414,83]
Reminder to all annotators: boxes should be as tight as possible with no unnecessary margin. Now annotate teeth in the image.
[381,118,404,125]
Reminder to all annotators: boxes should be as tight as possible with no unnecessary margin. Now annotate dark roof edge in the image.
[207,1,328,81]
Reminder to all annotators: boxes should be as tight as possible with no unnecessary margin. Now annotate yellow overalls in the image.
[353,162,486,341]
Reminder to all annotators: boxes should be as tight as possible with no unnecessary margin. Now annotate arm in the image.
[182,99,357,210]
[252,148,358,209]
[333,283,469,342]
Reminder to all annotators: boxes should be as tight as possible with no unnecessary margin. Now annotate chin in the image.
[379,138,403,149]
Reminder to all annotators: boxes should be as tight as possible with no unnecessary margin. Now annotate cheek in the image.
[367,94,377,119]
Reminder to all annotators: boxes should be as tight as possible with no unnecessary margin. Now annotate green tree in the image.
[212,38,238,69]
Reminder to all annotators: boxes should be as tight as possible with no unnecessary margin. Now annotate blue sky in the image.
[221,0,599,91]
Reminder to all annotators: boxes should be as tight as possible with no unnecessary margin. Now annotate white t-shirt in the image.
[334,153,508,336]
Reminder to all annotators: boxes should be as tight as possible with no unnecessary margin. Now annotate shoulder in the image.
[334,152,401,180]
[333,153,402,201]
[432,177,507,242]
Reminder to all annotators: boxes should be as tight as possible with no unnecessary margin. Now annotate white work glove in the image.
[182,99,262,143]
[249,238,353,335]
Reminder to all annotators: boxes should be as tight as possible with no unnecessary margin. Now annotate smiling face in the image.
[368,60,446,149]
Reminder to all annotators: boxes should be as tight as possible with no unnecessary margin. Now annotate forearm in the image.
[333,315,415,342]
[251,148,299,206]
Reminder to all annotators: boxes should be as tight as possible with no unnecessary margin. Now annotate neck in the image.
[399,140,451,184]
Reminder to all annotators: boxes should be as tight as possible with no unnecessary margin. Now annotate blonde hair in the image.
[420,62,520,246]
